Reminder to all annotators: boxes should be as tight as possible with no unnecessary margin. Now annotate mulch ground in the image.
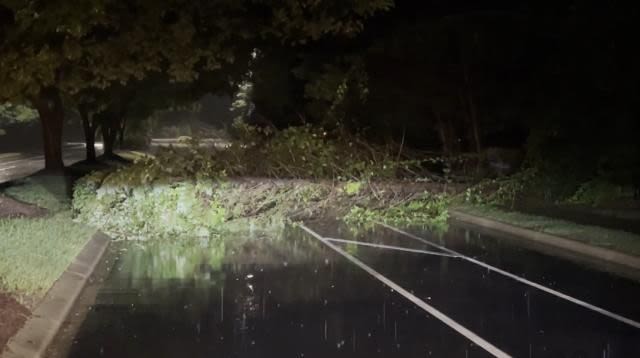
[0,293,30,351]
[0,195,48,219]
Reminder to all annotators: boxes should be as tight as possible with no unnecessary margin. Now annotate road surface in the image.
[0,144,95,184]
[47,220,640,357]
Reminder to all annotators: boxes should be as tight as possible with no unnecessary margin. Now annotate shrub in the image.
[345,192,449,230]
[462,168,538,208]
[72,124,453,239]
[343,181,363,196]
[74,175,226,240]
[567,177,621,206]
[218,124,422,180]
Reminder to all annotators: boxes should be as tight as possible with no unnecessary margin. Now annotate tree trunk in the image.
[466,91,482,154]
[100,112,120,159]
[118,115,127,148]
[434,111,451,157]
[79,106,97,162]
[33,88,65,172]
[102,123,117,159]
[461,63,482,154]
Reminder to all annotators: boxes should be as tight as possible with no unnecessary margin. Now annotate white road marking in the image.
[325,237,459,258]
[378,222,640,330]
[300,224,512,358]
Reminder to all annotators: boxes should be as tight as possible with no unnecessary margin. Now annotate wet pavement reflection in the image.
[52,228,487,358]
[49,220,640,358]
[305,221,640,357]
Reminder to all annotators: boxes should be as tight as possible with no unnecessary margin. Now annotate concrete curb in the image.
[450,210,640,272]
[2,232,110,358]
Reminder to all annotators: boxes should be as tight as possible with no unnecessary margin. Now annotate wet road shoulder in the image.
[302,222,640,357]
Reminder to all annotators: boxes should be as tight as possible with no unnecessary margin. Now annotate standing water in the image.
[47,226,486,357]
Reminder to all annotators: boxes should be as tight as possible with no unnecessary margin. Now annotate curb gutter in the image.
[450,210,640,272]
[2,232,110,358]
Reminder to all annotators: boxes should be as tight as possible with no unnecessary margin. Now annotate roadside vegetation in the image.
[452,163,640,255]
[0,176,95,306]
[1,0,635,253]
[70,121,639,252]
[455,204,640,256]
[1,0,639,354]
[0,212,94,303]
[3,177,71,212]
[71,124,453,240]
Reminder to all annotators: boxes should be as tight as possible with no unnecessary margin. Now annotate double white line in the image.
[324,237,459,258]
[301,222,640,357]
[300,224,513,358]
[378,222,640,330]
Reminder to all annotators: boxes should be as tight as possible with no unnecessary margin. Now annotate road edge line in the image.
[2,232,111,358]
[300,224,511,358]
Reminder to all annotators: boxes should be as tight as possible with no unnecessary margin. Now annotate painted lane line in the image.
[324,238,460,258]
[300,224,512,358]
[378,222,640,330]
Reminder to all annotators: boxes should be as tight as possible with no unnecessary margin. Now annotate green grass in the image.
[1,176,96,304]
[4,176,70,211]
[456,204,640,256]
[0,211,95,302]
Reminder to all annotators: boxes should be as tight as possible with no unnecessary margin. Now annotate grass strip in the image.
[0,211,94,302]
[456,204,640,256]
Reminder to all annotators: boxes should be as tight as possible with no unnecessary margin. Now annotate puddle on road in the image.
[305,219,640,321]
[338,244,640,358]
[49,221,640,358]
[381,223,640,321]
[306,221,640,357]
[48,226,486,358]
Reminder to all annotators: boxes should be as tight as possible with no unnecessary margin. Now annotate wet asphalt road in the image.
[47,222,640,358]
[0,144,88,184]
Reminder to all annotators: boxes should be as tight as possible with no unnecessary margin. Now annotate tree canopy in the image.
[0,0,638,189]
[0,0,393,170]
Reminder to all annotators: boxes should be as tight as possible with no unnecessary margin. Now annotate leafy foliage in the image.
[345,192,449,231]
[72,129,454,239]
[342,181,363,196]
[256,0,393,43]
[567,178,622,207]
[74,175,225,240]
[104,146,225,187]
[223,123,423,180]
[0,103,38,125]
[462,160,633,209]
[0,0,393,169]
[463,168,538,208]
[69,122,456,239]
